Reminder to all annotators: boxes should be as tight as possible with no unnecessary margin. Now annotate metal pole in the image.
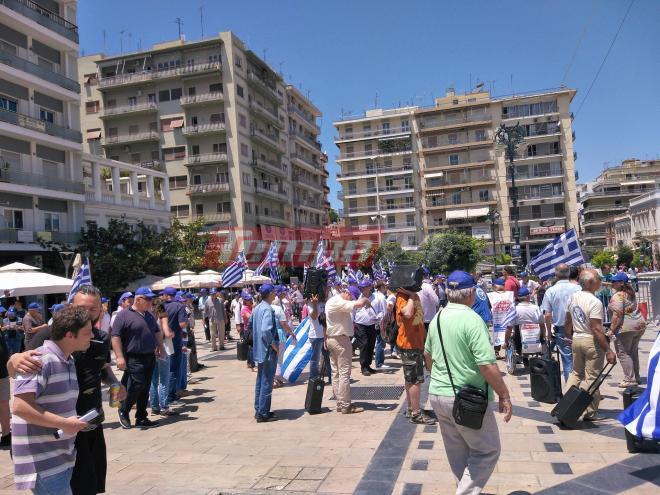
[491,220,496,260]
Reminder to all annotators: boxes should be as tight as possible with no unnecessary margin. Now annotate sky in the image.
[79,0,660,210]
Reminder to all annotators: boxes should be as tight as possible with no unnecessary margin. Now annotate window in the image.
[4,209,23,229]
[188,87,196,96]
[427,135,438,148]
[385,178,394,191]
[168,175,187,190]
[381,122,390,134]
[210,83,222,93]
[195,204,204,216]
[158,90,170,102]
[193,174,202,185]
[0,96,18,113]
[108,127,118,137]
[130,153,141,163]
[128,124,138,135]
[84,73,98,86]
[240,143,248,157]
[239,114,247,128]
[128,96,137,106]
[237,85,244,98]
[190,116,198,126]
[216,172,228,183]
[475,129,486,141]
[366,178,375,193]
[452,192,461,204]
[149,121,158,132]
[405,197,414,208]
[170,205,190,217]
[386,198,395,210]
[191,145,200,156]
[404,177,413,189]
[217,201,231,213]
[367,197,376,208]
[235,56,242,68]
[401,120,410,132]
[163,147,186,161]
[242,172,251,186]
[85,101,100,114]
[171,88,182,100]
[479,189,489,201]
[39,108,54,123]
[448,133,458,145]
[408,235,417,246]
[387,216,396,228]
[210,113,224,124]
[213,143,227,153]
[244,201,252,214]
[449,154,459,165]
[406,214,415,227]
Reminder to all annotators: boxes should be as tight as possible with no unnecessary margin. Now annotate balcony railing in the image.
[290,153,319,169]
[0,45,80,93]
[250,127,283,151]
[0,168,84,194]
[341,204,415,215]
[251,158,287,176]
[249,100,281,126]
[133,160,164,172]
[425,197,495,208]
[517,192,565,201]
[1,0,79,43]
[179,92,224,106]
[335,126,412,141]
[337,146,412,161]
[426,174,496,188]
[186,182,230,195]
[182,122,226,136]
[288,105,320,130]
[246,70,282,102]
[290,129,322,150]
[292,174,322,190]
[581,187,654,200]
[337,165,413,179]
[256,210,286,221]
[294,197,322,209]
[99,61,221,89]
[193,212,232,223]
[255,183,289,201]
[422,137,492,152]
[101,102,158,117]
[185,152,228,165]
[0,108,82,143]
[419,113,491,131]
[103,131,160,146]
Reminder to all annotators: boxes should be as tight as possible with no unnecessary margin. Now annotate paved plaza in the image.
[1,324,658,495]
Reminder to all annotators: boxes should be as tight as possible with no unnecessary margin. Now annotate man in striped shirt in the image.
[11,306,93,494]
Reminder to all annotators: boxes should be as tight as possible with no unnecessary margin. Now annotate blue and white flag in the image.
[529,229,584,281]
[267,241,279,282]
[346,264,356,281]
[356,269,365,282]
[315,239,337,281]
[281,317,313,383]
[253,257,268,278]
[221,251,247,287]
[619,331,660,440]
[67,257,92,304]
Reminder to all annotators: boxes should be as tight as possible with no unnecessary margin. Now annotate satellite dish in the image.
[539,220,556,227]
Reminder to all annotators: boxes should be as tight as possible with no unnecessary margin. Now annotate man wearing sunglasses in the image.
[111,287,163,429]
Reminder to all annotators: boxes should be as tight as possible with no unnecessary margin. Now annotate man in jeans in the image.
[396,287,436,425]
[372,280,391,369]
[541,264,581,380]
[161,287,189,406]
[325,286,370,414]
[252,284,279,422]
[424,271,512,495]
[205,288,226,351]
[354,279,379,376]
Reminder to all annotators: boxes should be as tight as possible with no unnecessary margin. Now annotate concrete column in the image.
[130,172,139,207]
[112,166,121,204]
[147,175,155,209]
[92,161,102,201]
[162,176,171,210]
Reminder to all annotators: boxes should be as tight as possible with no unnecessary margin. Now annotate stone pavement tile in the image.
[297,467,331,480]
[235,463,278,477]
[251,477,292,490]
[496,461,555,474]
[560,442,628,453]
[317,467,363,493]
[486,473,540,486]
[397,469,456,484]
[426,458,451,471]
[335,449,376,467]
[620,483,660,495]
[286,479,324,491]
[498,450,534,461]
[530,451,605,463]
[267,465,303,479]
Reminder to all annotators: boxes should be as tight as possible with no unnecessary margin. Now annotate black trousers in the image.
[120,353,156,421]
[354,323,377,369]
[72,425,106,495]
[203,317,211,341]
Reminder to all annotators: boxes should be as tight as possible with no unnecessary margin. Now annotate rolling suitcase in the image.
[530,350,562,404]
[305,362,326,414]
[551,363,614,428]
[236,338,248,361]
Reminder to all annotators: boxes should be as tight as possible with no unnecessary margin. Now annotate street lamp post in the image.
[58,250,75,278]
[486,208,500,262]
[494,123,525,264]
[370,214,387,245]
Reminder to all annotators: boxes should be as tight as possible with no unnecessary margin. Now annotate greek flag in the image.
[221,251,247,287]
[267,242,279,281]
[529,229,584,281]
[281,317,313,383]
[315,239,337,281]
[253,257,268,277]
[356,269,365,281]
[67,257,92,304]
[619,331,660,440]
[303,264,308,285]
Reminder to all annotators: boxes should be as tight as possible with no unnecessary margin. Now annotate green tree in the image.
[161,218,213,272]
[616,244,634,268]
[631,252,650,269]
[417,232,485,274]
[590,250,617,268]
[328,209,339,223]
[360,241,413,268]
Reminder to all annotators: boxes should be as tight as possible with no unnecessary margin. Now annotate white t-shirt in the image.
[231,299,242,324]
[306,302,325,339]
[568,290,604,339]
[100,312,111,333]
[325,295,356,338]
[526,279,540,292]
[515,302,544,325]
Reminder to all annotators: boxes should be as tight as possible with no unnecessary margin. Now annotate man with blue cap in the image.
[47,303,65,326]
[22,302,47,349]
[197,288,211,342]
[354,278,379,376]
[424,270,512,494]
[250,284,279,422]
[160,286,189,408]
[504,286,546,359]
[205,288,227,351]
[487,277,516,354]
[111,292,134,328]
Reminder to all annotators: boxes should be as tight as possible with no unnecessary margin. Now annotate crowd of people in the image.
[0,259,652,494]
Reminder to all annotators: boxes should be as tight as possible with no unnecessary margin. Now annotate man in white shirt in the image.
[520,272,540,303]
[504,287,545,356]
[230,294,242,335]
[197,288,210,342]
[325,286,370,414]
[418,275,439,330]
[565,268,617,421]
[306,293,331,382]
[371,280,390,369]
[353,279,379,376]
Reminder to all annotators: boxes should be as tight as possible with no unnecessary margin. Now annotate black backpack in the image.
[381,305,399,346]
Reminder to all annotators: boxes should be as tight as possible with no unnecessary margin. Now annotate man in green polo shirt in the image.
[424,270,512,495]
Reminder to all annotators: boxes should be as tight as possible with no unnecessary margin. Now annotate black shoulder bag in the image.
[435,313,489,430]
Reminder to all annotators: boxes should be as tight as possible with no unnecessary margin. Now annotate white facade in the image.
[630,189,660,257]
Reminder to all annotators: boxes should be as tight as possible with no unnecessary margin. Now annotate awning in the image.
[170,119,184,129]
[621,180,655,186]
[424,171,444,179]
[86,130,102,139]
[468,207,490,217]
[446,209,468,219]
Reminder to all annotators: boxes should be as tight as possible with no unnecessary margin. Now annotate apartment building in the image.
[79,33,328,238]
[580,159,660,253]
[334,87,579,260]
[0,0,83,264]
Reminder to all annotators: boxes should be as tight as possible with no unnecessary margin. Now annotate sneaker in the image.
[583,413,607,422]
[341,404,364,414]
[410,411,437,425]
[118,411,131,429]
[135,418,159,428]
[256,415,278,423]
[0,434,11,447]
[151,409,161,416]
[361,368,372,376]
[618,381,637,388]
[391,352,399,360]
[376,364,392,369]
[367,367,378,374]
[159,409,178,417]
[168,400,186,408]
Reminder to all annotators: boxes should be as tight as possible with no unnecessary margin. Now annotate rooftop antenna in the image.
[374,92,378,109]
[199,4,204,38]
[119,29,125,53]
[102,29,106,53]
[510,73,514,96]
[138,38,142,51]
[174,17,184,40]
[262,48,267,62]
[278,61,284,77]
[128,32,132,51]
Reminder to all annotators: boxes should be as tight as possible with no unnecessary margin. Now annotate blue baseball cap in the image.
[259,284,275,296]
[0,306,6,313]
[209,288,217,294]
[358,279,373,288]
[347,286,361,300]
[162,286,177,296]
[200,288,209,294]
[7,309,16,316]
[49,303,65,313]
[242,293,253,302]
[446,271,476,290]
[135,287,156,298]
[185,292,195,299]
[611,272,629,282]
[520,271,529,278]
[119,292,133,302]
[517,287,530,297]
[493,277,505,286]
[101,297,109,304]
[28,302,41,310]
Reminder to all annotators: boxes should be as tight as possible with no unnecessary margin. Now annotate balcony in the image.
[193,213,231,224]
[425,197,497,209]
[0,45,80,93]
[294,197,322,210]
[341,204,415,217]
[185,153,228,166]
[249,101,282,128]
[102,130,160,146]
[423,159,495,174]
[290,153,320,173]
[425,173,495,190]
[100,102,158,119]
[288,105,320,132]
[98,61,221,90]
[2,0,79,43]
[336,145,412,162]
[179,92,224,106]
[252,157,288,178]
[421,137,492,154]
[246,70,282,103]
[255,183,289,202]
[0,168,84,195]
[0,108,82,143]
[335,126,411,142]
[419,113,491,133]
[132,160,165,172]
[337,165,413,180]
[340,186,415,199]
[292,174,323,192]
[182,122,226,136]
[290,128,322,151]
[186,182,230,195]
[581,188,654,201]
[517,192,565,204]
[256,211,287,223]
[250,127,284,153]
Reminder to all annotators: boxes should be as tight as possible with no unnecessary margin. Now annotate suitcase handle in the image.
[586,363,616,396]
